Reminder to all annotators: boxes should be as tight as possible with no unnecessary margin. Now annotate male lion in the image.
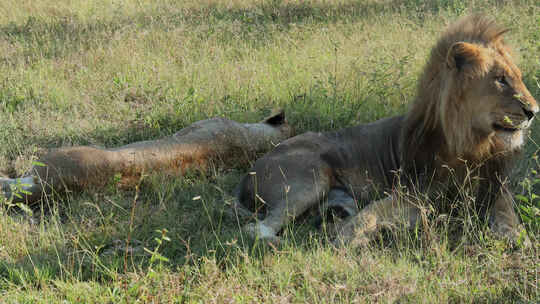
[1,110,292,204]
[236,15,538,246]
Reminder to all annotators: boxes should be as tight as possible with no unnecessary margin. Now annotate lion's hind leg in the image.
[241,163,333,242]
[332,195,422,248]
[243,185,331,242]
[323,188,360,219]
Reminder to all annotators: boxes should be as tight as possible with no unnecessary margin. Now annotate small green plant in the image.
[144,228,171,267]
[105,172,123,194]
[517,153,540,232]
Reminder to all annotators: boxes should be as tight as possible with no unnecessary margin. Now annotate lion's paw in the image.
[243,222,280,243]
[505,228,532,249]
[332,232,370,249]
[331,222,370,249]
[491,222,532,249]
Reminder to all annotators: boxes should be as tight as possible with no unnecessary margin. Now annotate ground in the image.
[0,0,538,302]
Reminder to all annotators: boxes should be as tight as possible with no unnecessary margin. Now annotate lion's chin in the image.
[494,128,525,151]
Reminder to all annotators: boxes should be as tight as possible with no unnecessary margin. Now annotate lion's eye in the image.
[495,75,508,86]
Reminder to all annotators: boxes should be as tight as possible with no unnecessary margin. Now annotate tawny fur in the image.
[1,110,293,204]
[237,15,538,246]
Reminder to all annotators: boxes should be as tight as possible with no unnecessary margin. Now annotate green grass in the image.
[0,0,539,302]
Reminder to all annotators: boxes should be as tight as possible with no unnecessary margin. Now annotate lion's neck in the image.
[400,109,518,188]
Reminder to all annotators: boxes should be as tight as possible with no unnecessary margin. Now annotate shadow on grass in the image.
[0,170,327,286]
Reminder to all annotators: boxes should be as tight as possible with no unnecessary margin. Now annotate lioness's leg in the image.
[3,142,183,202]
[0,176,43,203]
[332,195,421,247]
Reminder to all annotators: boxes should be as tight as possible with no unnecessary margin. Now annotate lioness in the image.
[1,110,293,203]
[237,15,538,246]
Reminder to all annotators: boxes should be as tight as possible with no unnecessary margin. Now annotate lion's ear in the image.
[262,109,286,126]
[446,42,483,70]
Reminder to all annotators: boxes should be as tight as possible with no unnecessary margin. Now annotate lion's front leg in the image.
[332,195,422,248]
[489,190,530,247]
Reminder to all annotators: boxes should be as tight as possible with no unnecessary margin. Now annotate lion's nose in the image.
[523,107,535,120]
[521,95,538,120]
[531,102,539,114]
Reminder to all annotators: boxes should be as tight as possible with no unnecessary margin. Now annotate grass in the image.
[0,0,539,302]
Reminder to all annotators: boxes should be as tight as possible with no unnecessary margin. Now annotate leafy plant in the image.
[517,154,540,233]
[144,228,171,266]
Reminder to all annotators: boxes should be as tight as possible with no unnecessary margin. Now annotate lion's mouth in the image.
[493,111,536,133]
[493,123,520,132]
[493,120,532,133]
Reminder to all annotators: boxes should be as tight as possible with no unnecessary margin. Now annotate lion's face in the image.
[469,51,537,151]
[444,41,538,155]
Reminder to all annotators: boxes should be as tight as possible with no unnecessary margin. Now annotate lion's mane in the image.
[402,15,514,172]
